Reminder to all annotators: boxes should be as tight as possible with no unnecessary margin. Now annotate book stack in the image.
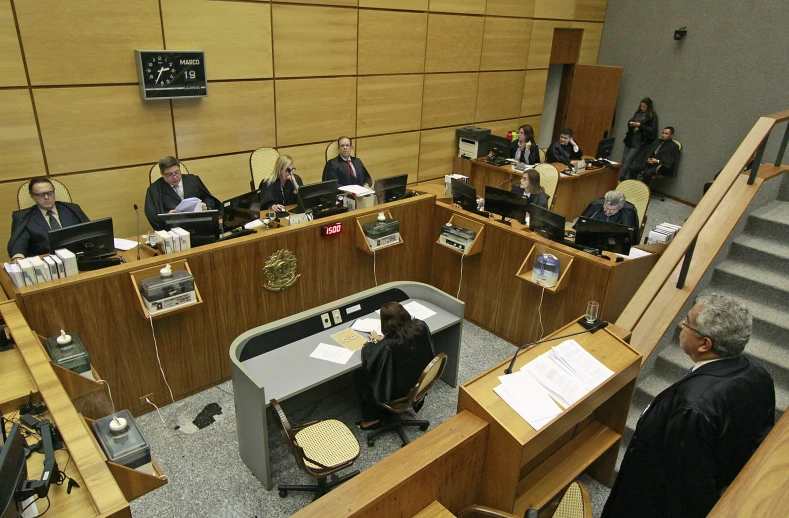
[646,222,681,244]
[154,227,191,254]
[4,249,78,288]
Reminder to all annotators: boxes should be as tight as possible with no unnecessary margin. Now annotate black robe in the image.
[258,174,303,210]
[144,175,221,231]
[579,198,640,243]
[321,156,372,187]
[547,140,583,166]
[510,140,540,165]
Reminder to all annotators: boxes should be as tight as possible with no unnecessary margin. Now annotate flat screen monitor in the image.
[159,210,220,247]
[528,204,566,243]
[595,137,616,159]
[485,134,512,158]
[484,186,528,225]
[451,178,478,213]
[373,174,408,204]
[48,217,115,260]
[293,180,339,214]
[0,423,28,518]
[222,190,260,232]
[575,217,635,255]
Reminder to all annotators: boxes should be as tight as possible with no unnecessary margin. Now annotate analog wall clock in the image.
[135,50,207,100]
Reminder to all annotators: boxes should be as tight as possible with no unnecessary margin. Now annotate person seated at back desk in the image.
[510,124,540,165]
[628,126,680,187]
[547,127,583,167]
[144,156,221,231]
[8,177,90,262]
[511,169,549,209]
[578,190,640,243]
[322,136,373,188]
[353,301,435,430]
[259,154,303,212]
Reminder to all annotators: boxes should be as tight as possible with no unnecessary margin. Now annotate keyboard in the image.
[563,240,601,256]
[313,206,349,220]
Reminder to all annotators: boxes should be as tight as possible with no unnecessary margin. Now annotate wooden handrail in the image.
[766,110,789,123]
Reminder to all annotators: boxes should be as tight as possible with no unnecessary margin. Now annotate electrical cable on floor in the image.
[457,252,465,299]
[537,286,546,339]
[147,312,175,404]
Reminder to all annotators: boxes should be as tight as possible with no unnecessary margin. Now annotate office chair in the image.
[534,163,560,210]
[539,148,547,164]
[325,139,355,162]
[652,138,682,201]
[457,480,592,518]
[269,398,360,501]
[250,147,280,191]
[18,178,72,210]
[149,160,191,184]
[367,353,447,448]
[615,179,650,241]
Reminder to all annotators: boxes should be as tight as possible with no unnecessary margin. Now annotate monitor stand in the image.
[497,215,512,226]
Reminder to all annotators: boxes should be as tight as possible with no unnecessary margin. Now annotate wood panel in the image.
[481,119,519,138]
[572,22,604,65]
[0,182,24,262]
[475,71,526,122]
[421,73,478,129]
[419,126,463,181]
[277,141,334,186]
[527,20,572,70]
[533,0,576,20]
[486,0,534,17]
[359,10,427,75]
[480,16,532,71]
[161,0,273,80]
[275,77,357,147]
[564,65,622,154]
[575,0,608,22]
[271,4,357,78]
[521,69,549,116]
[272,0,357,5]
[356,131,421,185]
[62,165,153,238]
[0,2,26,87]
[429,0,486,15]
[182,153,254,202]
[15,0,163,85]
[34,86,175,174]
[425,14,485,73]
[357,75,423,136]
[173,80,276,158]
[0,347,37,415]
[360,0,428,9]
[0,90,46,181]
[519,115,542,143]
[292,411,488,517]
[550,28,583,65]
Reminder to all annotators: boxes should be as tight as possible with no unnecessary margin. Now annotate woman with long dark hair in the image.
[510,124,540,165]
[620,97,658,181]
[353,302,435,429]
[511,169,549,209]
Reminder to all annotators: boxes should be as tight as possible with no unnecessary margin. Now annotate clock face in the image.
[144,54,176,87]
[135,50,207,100]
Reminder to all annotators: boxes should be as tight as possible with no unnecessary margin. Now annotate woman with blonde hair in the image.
[259,154,302,211]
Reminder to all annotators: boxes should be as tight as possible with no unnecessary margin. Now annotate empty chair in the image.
[18,178,72,210]
[534,163,559,210]
[458,480,592,518]
[269,398,360,501]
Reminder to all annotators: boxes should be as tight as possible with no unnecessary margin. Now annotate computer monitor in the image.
[0,423,28,518]
[485,134,512,159]
[159,210,220,247]
[595,137,616,159]
[222,190,260,232]
[575,217,635,255]
[451,178,478,213]
[373,174,408,204]
[484,186,528,225]
[293,180,339,214]
[48,217,115,259]
[529,204,566,243]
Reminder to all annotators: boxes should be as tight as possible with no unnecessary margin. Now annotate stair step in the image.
[732,233,789,259]
[745,200,789,235]
[729,235,789,272]
[711,262,789,307]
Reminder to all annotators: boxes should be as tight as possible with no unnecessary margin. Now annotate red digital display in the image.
[321,222,343,236]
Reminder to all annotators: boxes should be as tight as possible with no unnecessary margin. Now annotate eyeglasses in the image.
[163,170,181,178]
[680,317,708,338]
[285,167,296,174]
[31,191,55,199]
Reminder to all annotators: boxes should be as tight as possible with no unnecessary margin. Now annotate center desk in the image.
[230,281,464,489]
[454,157,620,221]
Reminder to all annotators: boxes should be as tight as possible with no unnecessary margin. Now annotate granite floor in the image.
[130,196,693,518]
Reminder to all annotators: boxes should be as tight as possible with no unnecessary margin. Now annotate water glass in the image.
[585,301,599,324]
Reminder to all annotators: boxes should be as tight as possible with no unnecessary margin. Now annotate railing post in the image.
[748,136,768,185]
[775,123,789,167]
[676,237,697,289]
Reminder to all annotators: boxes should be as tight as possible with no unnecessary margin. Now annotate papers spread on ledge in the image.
[338,185,374,197]
[310,342,354,364]
[113,238,139,251]
[493,339,614,430]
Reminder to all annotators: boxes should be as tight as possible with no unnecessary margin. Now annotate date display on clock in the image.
[135,50,207,100]
[321,222,343,236]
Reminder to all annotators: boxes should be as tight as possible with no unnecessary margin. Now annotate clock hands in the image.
[154,66,170,84]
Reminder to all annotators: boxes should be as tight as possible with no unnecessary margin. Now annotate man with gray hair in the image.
[578,190,640,242]
[602,294,775,518]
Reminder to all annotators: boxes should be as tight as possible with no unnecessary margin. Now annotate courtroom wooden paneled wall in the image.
[0,0,607,260]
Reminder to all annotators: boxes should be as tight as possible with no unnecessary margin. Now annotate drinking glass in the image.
[585,301,599,324]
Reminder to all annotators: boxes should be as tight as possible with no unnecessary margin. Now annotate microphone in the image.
[133,204,141,261]
[503,319,609,375]
[496,179,513,189]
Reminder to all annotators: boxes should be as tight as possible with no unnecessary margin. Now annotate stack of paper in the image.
[338,185,374,197]
[175,197,203,212]
[351,318,382,336]
[493,339,614,430]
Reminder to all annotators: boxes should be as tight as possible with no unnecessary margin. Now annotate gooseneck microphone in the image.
[504,320,609,375]
[133,204,141,261]
[496,179,513,189]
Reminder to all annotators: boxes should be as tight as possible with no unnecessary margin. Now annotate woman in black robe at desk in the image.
[511,169,549,209]
[353,302,435,430]
[258,154,303,211]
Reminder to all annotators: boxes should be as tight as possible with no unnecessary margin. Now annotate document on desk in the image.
[338,185,375,197]
[114,238,139,251]
[403,301,437,320]
[310,343,354,364]
[547,339,614,391]
[176,197,203,212]
[615,247,652,260]
[522,353,588,408]
[494,370,563,430]
[351,318,382,335]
